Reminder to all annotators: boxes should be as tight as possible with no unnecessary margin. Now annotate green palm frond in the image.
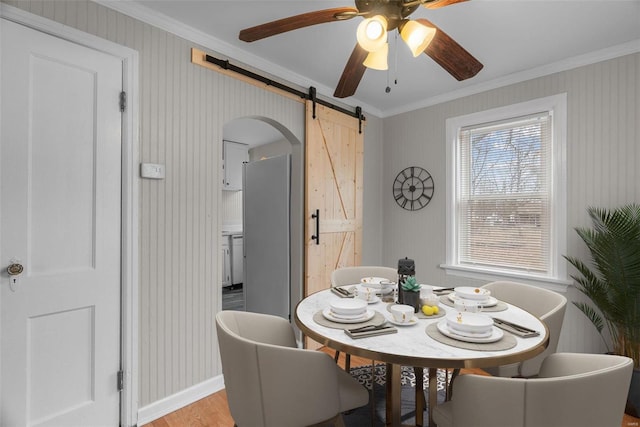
[566,204,640,367]
[572,301,609,351]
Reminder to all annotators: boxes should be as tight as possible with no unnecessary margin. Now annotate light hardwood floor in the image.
[143,348,640,427]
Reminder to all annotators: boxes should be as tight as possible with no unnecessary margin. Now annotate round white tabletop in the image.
[295,288,550,427]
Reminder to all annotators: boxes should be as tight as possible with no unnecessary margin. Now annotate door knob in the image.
[7,263,23,276]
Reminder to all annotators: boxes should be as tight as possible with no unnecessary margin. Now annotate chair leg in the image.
[414,367,426,426]
[333,350,351,372]
[446,368,460,401]
[370,361,376,427]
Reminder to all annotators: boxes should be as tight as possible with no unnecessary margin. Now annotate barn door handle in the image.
[311,209,320,245]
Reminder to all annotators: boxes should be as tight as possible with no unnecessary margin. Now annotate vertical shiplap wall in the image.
[3,0,306,407]
[382,53,639,355]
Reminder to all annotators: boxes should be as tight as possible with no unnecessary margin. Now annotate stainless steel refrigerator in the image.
[242,154,290,320]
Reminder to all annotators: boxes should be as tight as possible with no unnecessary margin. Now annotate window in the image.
[444,94,568,287]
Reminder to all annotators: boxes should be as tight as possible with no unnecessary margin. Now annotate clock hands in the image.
[393,166,435,211]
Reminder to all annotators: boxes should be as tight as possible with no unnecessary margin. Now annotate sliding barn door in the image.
[304,101,364,300]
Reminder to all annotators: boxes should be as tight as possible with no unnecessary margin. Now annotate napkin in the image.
[331,287,354,298]
[492,318,540,338]
[433,287,455,295]
[344,326,397,339]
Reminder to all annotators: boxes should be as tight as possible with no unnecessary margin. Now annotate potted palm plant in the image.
[564,204,640,416]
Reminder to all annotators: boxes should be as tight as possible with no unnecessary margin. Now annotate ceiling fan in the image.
[239,0,483,99]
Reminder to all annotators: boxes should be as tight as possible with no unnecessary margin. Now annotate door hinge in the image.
[119,91,126,112]
[117,370,125,391]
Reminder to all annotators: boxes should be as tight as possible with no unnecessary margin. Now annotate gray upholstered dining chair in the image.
[481,280,567,377]
[330,266,397,370]
[433,352,634,427]
[216,310,369,427]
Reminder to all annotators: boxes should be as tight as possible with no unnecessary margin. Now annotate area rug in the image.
[343,364,447,426]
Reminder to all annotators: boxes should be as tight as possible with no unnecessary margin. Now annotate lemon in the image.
[422,305,434,316]
[432,305,439,315]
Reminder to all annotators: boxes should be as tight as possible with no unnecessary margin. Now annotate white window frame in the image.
[443,94,570,291]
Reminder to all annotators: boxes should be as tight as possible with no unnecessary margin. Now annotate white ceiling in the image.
[105,0,640,118]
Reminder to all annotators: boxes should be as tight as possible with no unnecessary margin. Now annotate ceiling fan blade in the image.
[416,18,483,81]
[422,0,469,10]
[239,7,358,42]
[333,44,368,98]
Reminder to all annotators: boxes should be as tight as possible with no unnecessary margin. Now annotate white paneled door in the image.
[1,20,122,426]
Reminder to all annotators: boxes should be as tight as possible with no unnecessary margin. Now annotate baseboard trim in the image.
[137,375,225,425]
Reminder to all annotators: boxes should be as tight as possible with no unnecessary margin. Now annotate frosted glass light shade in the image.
[401,20,436,57]
[363,43,388,70]
[357,15,388,53]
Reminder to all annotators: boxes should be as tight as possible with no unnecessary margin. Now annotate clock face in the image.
[393,166,434,211]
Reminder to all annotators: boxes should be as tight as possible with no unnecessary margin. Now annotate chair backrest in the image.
[331,265,397,287]
[447,352,633,427]
[482,281,567,376]
[215,310,342,427]
[527,353,633,426]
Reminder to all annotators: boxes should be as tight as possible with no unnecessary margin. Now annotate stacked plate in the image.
[437,311,503,343]
[448,286,499,307]
[360,277,395,294]
[323,298,374,323]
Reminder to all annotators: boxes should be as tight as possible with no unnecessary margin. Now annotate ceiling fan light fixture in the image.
[357,15,388,52]
[363,43,388,70]
[400,20,436,57]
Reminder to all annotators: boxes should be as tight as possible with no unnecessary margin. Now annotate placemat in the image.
[313,310,387,330]
[439,295,508,312]
[386,303,446,319]
[425,323,517,351]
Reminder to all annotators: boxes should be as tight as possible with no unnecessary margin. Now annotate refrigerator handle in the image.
[311,209,320,245]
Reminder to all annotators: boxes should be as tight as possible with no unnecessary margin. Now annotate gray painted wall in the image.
[382,52,639,355]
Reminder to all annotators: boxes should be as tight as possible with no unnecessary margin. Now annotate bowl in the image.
[330,298,367,316]
[454,286,491,301]
[354,285,377,302]
[360,277,392,288]
[446,311,493,334]
[389,304,415,323]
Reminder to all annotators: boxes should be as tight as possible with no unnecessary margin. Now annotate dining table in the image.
[294,286,549,427]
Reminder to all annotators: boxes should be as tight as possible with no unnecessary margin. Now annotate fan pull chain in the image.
[394,32,399,87]
[386,33,399,93]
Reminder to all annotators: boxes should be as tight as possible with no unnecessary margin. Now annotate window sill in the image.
[439,264,571,292]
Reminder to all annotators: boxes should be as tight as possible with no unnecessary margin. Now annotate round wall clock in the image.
[393,166,434,211]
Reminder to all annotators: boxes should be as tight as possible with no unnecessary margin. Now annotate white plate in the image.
[360,276,388,285]
[322,307,375,324]
[446,324,493,338]
[328,309,368,320]
[448,293,498,307]
[454,286,491,301]
[445,311,493,334]
[387,315,419,326]
[437,319,504,343]
[330,298,368,315]
[360,276,395,288]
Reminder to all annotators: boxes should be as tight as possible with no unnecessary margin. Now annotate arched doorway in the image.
[220,117,303,324]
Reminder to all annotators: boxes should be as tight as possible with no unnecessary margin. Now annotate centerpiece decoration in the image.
[400,275,421,313]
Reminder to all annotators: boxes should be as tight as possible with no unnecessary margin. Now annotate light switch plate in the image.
[140,163,165,179]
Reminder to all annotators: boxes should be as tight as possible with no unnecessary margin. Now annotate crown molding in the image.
[95,0,383,118]
[383,39,640,117]
[96,1,638,119]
